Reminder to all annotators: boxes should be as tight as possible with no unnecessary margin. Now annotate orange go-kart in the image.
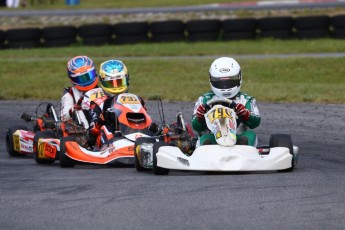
[59,93,156,168]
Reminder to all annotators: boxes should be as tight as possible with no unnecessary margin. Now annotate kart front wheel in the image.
[5,125,28,157]
[34,131,56,164]
[134,137,156,172]
[59,137,76,168]
[152,142,170,175]
[269,134,295,172]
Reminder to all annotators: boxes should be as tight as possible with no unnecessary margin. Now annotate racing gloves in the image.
[235,103,250,121]
[196,104,207,121]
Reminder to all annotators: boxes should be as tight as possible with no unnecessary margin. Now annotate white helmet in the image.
[209,57,242,99]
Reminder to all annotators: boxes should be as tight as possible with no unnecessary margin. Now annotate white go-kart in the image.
[150,99,299,175]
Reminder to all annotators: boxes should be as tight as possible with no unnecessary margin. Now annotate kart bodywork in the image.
[59,93,155,167]
[135,99,299,175]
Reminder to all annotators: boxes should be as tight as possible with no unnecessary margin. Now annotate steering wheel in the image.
[205,98,236,111]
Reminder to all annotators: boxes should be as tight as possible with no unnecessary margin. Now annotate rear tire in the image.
[134,137,157,171]
[6,125,28,157]
[152,142,170,175]
[34,131,56,164]
[269,134,295,172]
[59,137,76,168]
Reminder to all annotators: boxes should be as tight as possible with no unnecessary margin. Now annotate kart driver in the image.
[87,59,146,147]
[60,55,99,124]
[192,57,261,146]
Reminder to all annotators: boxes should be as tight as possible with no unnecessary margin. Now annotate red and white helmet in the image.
[209,57,242,99]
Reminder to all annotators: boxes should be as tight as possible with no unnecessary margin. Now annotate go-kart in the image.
[135,99,299,175]
[5,101,88,164]
[59,93,156,168]
[134,112,196,171]
[5,102,59,158]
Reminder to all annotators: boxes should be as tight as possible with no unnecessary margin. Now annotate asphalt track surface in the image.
[0,100,344,230]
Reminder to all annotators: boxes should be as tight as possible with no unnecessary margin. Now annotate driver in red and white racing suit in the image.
[192,57,261,146]
[60,55,99,127]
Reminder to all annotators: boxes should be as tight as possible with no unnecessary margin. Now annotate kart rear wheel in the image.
[269,134,295,172]
[59,137,76,168]
[6,125,28,157]
[134,137,156,171]
[152,142,170,175]
[34,131,56,164]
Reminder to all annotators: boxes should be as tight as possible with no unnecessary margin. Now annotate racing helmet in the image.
[99,60,129,95]
[67,56,98,91]
[209,57,242,99]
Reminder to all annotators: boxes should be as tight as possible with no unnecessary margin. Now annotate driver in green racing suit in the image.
[192,57,261,146]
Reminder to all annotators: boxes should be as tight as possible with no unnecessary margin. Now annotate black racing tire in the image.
[150,20,185,42]
[331,15,345,29]
[113,22,149,35]
[269,134,295,172]
[257,16,293,31]
[187,19,221,32]
[59,136,76,168]
[34,130,56,164]
[78,23,112,38]
[151,33,185,42]
[0,30,4,48]
[43,38,76,47]
[150,20,185,35]
[332,28,345,39]
[187,32,220,42]
[134,137,157,172]
[42,26,77,40]
[6,28,41,41]
[222,18,257,32]
[81,36,112,46]
[223,31,256,40]
[152,142,170,175]
[296,29,330,39]
[7,40,41,49]
[294,15,330,30]
[186,19,221,33]
[6,125,28,157]
[113,34,149,44]
[259,30,294,39]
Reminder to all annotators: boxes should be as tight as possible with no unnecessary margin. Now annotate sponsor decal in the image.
[219,68,230,73]
[216,131,222,139]
[177,157,190,166]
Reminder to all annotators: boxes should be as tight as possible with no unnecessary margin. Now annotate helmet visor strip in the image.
[210,73,241,89]
[102,77,128,88]
[70,69,97,86]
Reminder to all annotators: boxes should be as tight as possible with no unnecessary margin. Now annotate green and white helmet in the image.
[209,57,242,99]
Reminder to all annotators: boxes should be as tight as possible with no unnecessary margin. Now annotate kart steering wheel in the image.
[205,98,236,111]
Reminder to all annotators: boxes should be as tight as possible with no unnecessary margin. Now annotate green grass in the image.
[4,0,249,9]
[1,39,345,58]
[0,43,344,103]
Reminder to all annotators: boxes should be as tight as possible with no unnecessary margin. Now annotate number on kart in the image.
[89,91,106,101]
[119,95,140,104]
[208,107,231,123]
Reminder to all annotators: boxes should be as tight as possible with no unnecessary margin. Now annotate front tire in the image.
[59,137,76,168]
[269,134,295,172]
[152,142,170,175]
[6,125,28,157]
[134,137,156,171]
[34,130,56,164]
